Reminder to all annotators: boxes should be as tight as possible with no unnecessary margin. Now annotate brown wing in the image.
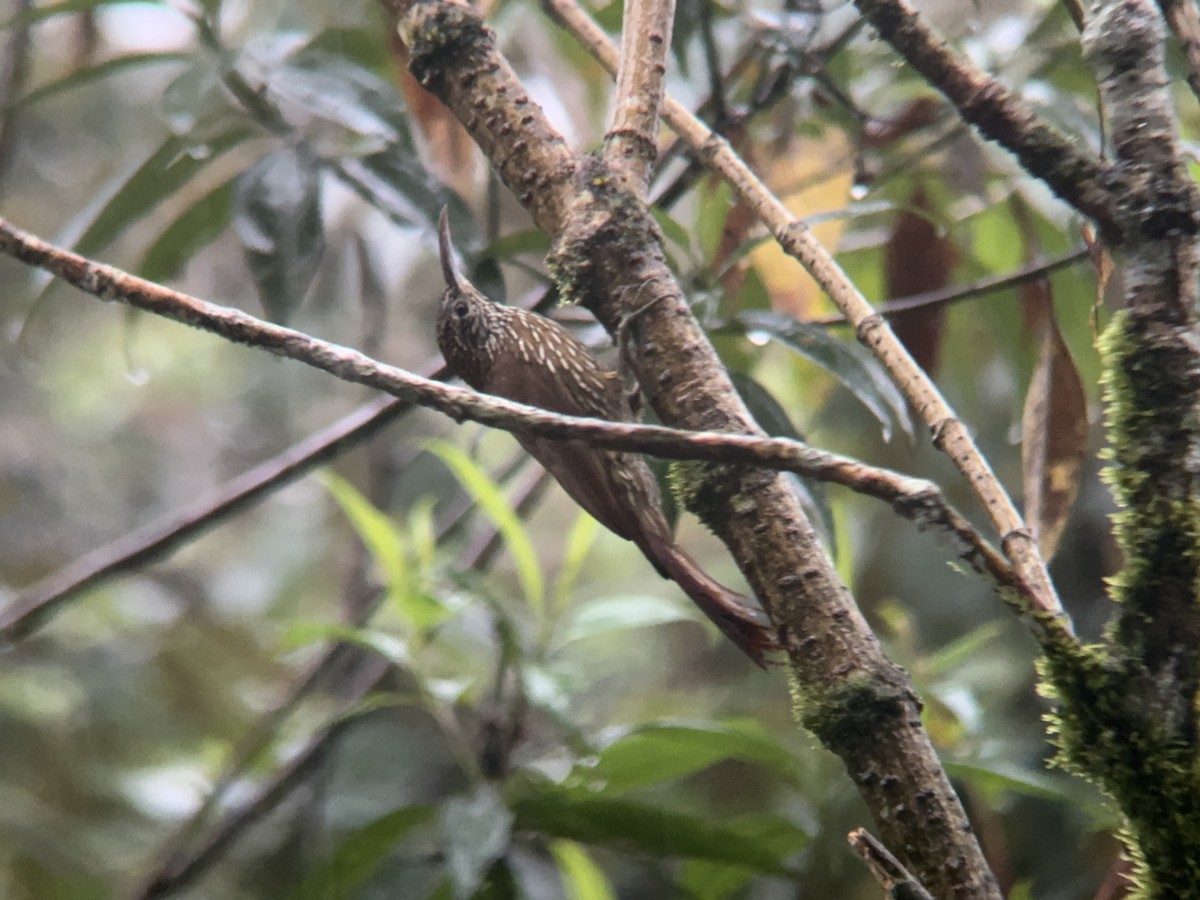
[484,321,670,548]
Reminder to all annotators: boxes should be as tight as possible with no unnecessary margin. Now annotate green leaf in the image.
[481,228,551,263]
[300,27,393,73]
[552,513,599,612]
[284,621,409,665]
[139,176,236,283]
[923,621,1008,677]
[73,129,249,261]
[275,43,471,244]
[651,206,694,260]
[161,62,229,137]
[233,146,325,323]
[425,440,545,614]
[408,498,439,576]
[551,841,616,900]
[6,52,189,111]
[509,778,806,874]
[586,720,805,792]
[264,47,397,156]
[555,595,693,648]
[945,760,1098,810]
[679,858,756,900]
[438,785,514,900]
[322,472,406,593]
[697,178,734,265]
[731,310,913,441]
[321,473,448,632]
[294,805,434,900]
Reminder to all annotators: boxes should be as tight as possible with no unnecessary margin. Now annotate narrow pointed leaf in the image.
[556,595,693,648]
[74,129,248,260]
[509,779,806,873]
[425,440,545,612]
[731,310,913,441]
[140,176,236,283]
[551,841,616,900]
[233,146,325,323]
[7,52,188,111]
[276,43,470,244]
[587,720,805,792]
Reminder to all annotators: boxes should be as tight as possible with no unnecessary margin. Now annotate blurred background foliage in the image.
[0,0,1180,896]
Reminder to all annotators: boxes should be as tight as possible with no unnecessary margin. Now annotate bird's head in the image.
[436,208,498,384]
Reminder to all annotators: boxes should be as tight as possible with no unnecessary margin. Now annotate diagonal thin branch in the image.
[848,828,936,900]
[0,214,1018,617]
[808,247,1091,327]
[542,0,1071,644]
[133,457,549,900]
[604,0,675,190]
[0,394,410,641]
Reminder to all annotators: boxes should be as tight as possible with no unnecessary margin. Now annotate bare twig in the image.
[0,215,1017,616]
[605,0,675,190]
[807,247,1091,327]
[132,657,390,900]
[848,828,936,900]
[543,0,1070,642]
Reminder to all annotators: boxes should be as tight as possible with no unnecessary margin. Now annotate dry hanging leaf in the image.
[883,182,956,374]
[387,19,481,197]
[1020,278,1089,560]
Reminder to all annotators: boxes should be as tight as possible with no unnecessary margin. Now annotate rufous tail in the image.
[655,543,778,668]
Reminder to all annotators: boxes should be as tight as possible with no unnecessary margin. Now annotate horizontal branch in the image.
[0,214,1017,614]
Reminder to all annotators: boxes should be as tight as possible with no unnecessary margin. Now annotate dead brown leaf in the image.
[1021,278,1089,560]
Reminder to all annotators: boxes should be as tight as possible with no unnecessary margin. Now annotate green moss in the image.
[1033,310,1200,897]
[792,671,910,754]
[546,155,664,316]
[666,459,744,534]
[1038,644,1200,898]
[545,224,591,309]
[400,1,493,90]
[1099,311,1200,617]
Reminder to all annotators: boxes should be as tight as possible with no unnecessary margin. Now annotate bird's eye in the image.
[454,301,469,318]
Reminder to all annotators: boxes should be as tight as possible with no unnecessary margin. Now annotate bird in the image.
[434,208,776,667]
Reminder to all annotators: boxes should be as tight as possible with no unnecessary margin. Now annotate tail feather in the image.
[654,543,778,668]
